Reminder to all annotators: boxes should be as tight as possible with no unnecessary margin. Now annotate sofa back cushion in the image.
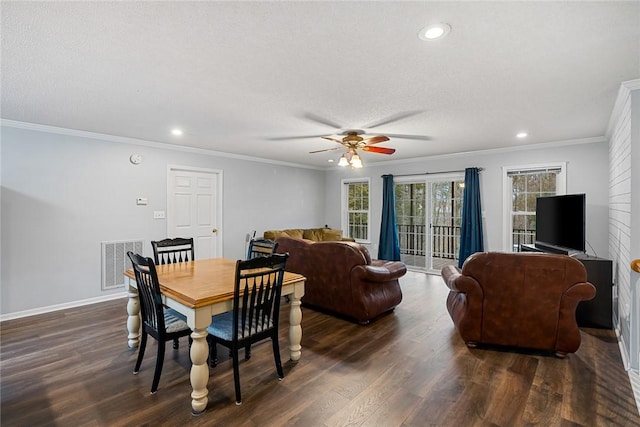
[302,228,324,241]
[301,228,344,241]
[264,229,304,240]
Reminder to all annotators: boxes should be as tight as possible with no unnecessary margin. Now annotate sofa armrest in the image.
[354,261,407,282]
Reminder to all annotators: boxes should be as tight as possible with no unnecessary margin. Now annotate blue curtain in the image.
[378,174,401,261]
[458,167,484,267]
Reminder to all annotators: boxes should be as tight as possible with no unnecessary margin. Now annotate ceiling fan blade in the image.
[266,134,328,141]
[363,135,390,145]
[302,113,343,129]
[362,146,396,155]
[321,136,345,144]
[309,147,343,154]
[382,133,431,141]
[361,110,424,129]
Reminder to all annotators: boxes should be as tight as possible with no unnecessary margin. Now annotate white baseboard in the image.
[628,369,640,416]
[0,292,127,322]
[615,325,640,415]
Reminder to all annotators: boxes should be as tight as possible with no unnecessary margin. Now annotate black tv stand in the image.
[520,244,613,329]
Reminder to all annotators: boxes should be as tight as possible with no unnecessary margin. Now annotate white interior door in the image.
[167,167,222,259]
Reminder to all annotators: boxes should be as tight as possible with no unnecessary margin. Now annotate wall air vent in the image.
[101,240,143,290]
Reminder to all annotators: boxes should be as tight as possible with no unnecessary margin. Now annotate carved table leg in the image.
[126,287,140,349]
[288,286,304,362]
[189,328,209,415]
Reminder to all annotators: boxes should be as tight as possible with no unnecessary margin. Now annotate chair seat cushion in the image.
[164,309,190,333]
[207,312,273,341]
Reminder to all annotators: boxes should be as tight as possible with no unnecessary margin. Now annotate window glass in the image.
[509,169,560,251]
[344,180,369,241]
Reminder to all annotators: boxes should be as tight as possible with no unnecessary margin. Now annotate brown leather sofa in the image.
[275,236,407,324]
[441,252,596,356]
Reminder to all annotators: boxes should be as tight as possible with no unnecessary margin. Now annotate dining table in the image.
[123,257,306,415]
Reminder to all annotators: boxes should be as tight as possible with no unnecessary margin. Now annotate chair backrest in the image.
[247,238,279,260]
[151,237,195,265]
[127,252,166,334]
[233,253,289,341]
[461,251,590,348]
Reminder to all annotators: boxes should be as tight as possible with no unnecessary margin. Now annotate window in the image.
[342,179,370,242]
[503,163,566,251]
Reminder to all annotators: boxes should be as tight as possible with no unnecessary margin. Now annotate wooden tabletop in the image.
[124,258,305,309]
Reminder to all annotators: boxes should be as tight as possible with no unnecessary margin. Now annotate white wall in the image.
[607,81,640,368]
[0,124,325,316]
[0,123,614,318]
[323,140,610,258]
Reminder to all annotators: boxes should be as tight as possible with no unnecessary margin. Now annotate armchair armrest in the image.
[556,281,597,354]
[564,281,597,302]
[441,265,461,290]
[441,265,483,299]
[354,261,407,282]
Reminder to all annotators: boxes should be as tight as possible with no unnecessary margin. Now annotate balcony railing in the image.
[513,229,535,250]
[397,225,536,260]
[397,224,426,255]
[398,224,460,260]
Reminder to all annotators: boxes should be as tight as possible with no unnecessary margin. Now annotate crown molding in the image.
[2,118,609,172]
[356,135,607,169]
[0,119,325,171]
[606,79,640,139]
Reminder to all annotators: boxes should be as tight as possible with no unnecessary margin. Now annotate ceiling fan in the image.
[268,111,430,168]
[309,130,395,168]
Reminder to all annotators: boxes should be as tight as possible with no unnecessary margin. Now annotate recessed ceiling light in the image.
[171,128,183,136]
[418,23,451,41]
[516,132,528,138]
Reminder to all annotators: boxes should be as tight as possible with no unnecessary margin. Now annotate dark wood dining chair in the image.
[150,237,195,350]
[151,237,195,265]
[127,251,192,394]
[207,253,289,405]
[246,238,279,259]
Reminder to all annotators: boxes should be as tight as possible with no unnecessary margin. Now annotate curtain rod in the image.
[382,168,484,178]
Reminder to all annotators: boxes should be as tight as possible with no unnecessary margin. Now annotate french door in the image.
[395,175,464,272]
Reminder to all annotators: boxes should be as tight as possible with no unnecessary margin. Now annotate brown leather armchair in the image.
[275,236,406,324]
[441,252,596,356]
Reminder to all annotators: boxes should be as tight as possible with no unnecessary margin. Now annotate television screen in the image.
[535,194,586,253]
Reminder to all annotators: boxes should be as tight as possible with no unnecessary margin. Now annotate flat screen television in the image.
[535,193,586,254]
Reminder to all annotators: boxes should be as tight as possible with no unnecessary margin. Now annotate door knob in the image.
[212,228,218,233]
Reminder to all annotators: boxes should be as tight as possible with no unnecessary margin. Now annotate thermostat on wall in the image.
[129,153,143,164]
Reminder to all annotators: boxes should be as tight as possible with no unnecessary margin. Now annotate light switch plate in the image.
[153,211,166,219]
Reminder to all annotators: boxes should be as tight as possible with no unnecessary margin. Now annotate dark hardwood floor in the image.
[2,272,639,426]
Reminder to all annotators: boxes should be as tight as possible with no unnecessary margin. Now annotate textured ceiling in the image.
[2,1,639,168]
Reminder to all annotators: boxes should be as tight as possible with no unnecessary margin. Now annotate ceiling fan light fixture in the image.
[338,154,349,167]
[350,154,363,169]
[419,23,451,41]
